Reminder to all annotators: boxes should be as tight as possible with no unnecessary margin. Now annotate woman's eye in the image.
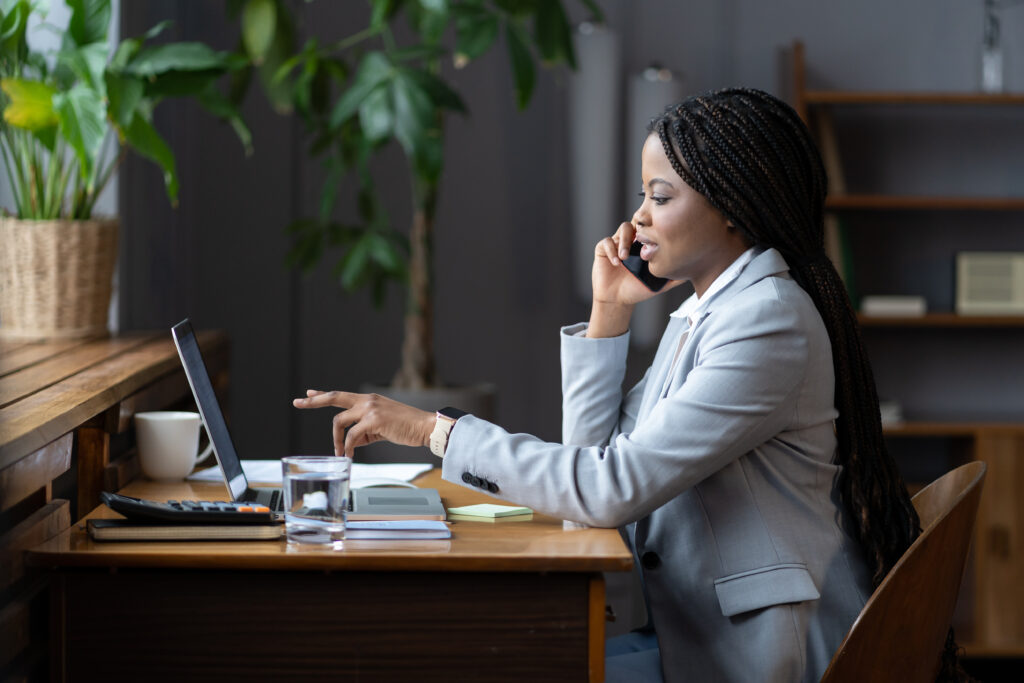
[652,196,668,205]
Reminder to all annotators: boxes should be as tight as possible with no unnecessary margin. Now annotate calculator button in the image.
[253,506,270,513]
[237,506,253,512]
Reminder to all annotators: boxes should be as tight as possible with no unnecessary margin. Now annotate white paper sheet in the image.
[187,460,433,487]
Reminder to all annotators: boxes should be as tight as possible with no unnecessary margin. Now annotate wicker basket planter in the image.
[0,217,119,340]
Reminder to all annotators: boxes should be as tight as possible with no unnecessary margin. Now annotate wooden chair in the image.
[820,460,987,683]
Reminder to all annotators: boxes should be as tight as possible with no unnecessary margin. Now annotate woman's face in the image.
[632,134,750,297]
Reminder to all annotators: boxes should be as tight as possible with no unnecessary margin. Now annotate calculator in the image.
[100,492,277,525]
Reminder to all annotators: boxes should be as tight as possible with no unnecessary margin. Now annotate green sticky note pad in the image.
[447,503,532,518]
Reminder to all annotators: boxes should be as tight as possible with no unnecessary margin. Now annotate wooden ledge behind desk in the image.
[0,331,228,681]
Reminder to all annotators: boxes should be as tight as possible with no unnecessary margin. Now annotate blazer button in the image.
[461,472,474,484]
[486,481,499,494]
[641,551,661,570]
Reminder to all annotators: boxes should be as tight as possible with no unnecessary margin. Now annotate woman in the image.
[293,89,925,682]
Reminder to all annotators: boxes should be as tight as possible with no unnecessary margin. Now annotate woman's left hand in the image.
[292,390,436,458]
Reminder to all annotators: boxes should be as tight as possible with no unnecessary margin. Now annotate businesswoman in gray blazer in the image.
[296,89,962,682]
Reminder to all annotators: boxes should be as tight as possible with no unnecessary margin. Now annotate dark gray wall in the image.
[119,0,1024,458]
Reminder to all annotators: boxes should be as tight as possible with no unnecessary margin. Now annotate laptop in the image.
[171,319,446,520]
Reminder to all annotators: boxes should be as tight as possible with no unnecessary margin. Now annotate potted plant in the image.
[0,0,250,339]
[233,0,600,452]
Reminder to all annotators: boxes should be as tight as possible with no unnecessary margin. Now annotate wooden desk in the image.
[29,470,633,682]
[0,332,228,679]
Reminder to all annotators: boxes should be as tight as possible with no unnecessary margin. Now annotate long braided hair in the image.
[648,88,969,681]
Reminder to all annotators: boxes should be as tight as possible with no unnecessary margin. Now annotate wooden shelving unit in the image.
[793,40,1024,657]
[858,313,1024,328]
[827,195,1024,211]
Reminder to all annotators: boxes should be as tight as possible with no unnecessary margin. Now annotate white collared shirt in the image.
[671,246,761,329]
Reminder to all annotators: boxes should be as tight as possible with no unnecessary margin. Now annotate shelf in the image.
[882,421,1024,437]
[858,313,1024,328]
[826,195,1024,210]
[803,91,1024,106]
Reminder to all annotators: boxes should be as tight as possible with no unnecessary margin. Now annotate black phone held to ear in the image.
[622,241,670,292]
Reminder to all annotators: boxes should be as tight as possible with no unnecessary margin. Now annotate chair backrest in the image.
[820,461,986,683]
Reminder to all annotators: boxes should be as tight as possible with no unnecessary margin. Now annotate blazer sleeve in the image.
[559,323,646,447]
[441,292,814,528]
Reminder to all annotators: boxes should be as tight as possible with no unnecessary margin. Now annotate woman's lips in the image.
[638,241,657,261]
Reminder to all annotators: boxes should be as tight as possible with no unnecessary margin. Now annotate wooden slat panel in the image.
[973,433,1024,647]
[0,594,31,670]
[61,570,592,681]
[0,434,72,512]
[0,339,83,378]
[0,332,226,470]
[76,426,110,521]
[0,336,153,409]
[103,452,140,495]
[0,500,70,592]
[114,370,192,434]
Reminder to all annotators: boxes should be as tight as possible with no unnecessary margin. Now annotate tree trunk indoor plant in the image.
[0,0,251,339]
[234,0,601,459]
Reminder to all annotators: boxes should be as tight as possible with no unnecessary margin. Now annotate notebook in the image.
[171,319,446,521]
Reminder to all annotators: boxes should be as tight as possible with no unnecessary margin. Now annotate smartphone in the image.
[622,241,669,292]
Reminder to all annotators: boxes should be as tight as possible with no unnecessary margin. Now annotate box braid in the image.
[649,88,973,681]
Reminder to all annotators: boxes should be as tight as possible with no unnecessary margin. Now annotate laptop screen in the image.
[171,319,248,498]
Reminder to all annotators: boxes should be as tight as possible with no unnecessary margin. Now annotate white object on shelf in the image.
[860,295,927,317]
[878,400,904,427]
[956,252,1024,315]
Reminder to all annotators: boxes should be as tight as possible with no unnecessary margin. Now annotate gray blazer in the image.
[441,248,873,682]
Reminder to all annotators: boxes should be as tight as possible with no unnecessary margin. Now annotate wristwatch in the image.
[429,407,467,457]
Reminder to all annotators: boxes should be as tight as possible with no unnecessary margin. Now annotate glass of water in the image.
[281,456,350,545]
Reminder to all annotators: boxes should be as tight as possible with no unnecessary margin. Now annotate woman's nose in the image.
[632,204,648,227]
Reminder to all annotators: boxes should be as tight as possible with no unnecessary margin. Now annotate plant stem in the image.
[328,26,380,54]
[393,193,437,389]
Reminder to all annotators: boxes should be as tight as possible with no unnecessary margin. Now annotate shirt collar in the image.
[670,247,760,325]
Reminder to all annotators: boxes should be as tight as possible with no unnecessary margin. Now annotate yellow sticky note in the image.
[446,503,532,518]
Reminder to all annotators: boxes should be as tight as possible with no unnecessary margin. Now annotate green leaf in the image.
[329,51,392,129]
[318,155,345,222]
[197,83,253,156]
[66,0,111,47]
[505,22,535,109]
[534,0,575,68]
[579,0,605,24]
[123,110,178,204]
[1,78,58,129]
[125,43,236,77]
[241,0,276,63]
[400,67,465,113]
[370,0,400,30]
[57,42,108,96]
[0,0,29,64]
[367,231,406,273]
[358,84,393,143]
[255,1,294,113]
[143,69,222,99]
[418,0,447,12]
[454,5,498,64]
[53,83,107,187]
[338,235,372,290]
[391,69,434,159]
[142,19,174,42]
[104,71,144,129]
[109,37,140,70]
[285,218,325,272]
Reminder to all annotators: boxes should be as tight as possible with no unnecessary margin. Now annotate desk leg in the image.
[589,573,606,683]
[75,425,109,521]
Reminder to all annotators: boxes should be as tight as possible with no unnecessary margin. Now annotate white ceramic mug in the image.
[134,411,214,481]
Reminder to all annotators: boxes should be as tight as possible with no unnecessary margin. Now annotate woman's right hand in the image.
[592,221,667,306]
